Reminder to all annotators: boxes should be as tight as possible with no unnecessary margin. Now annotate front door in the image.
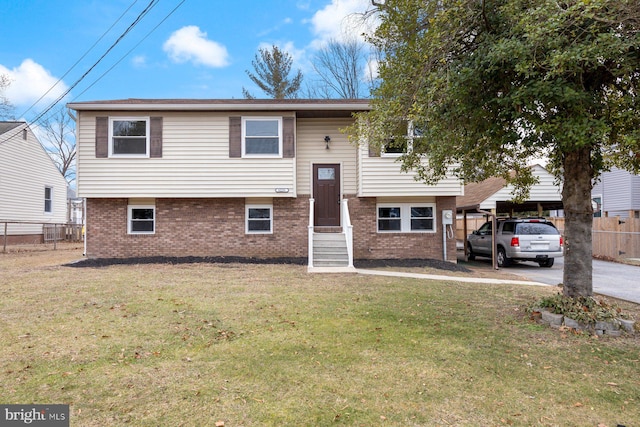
[313,164,341,227]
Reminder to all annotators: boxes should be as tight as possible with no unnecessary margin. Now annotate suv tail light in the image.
[510,237,520,247]
[560,236,564,247]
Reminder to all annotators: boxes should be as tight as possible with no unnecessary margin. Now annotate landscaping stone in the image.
[536,309,635,336]
[563,317,582,330]
[618,319,635,334]
[596,320,618,331]
[541,311,563,327]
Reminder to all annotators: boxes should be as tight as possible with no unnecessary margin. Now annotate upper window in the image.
[44,187,52,213]
[242,118,282,157]
[377,203,435,233]
[382,120,423,157]
[110,118,150,157]
[246,204,273,234]
[128,205,155,234]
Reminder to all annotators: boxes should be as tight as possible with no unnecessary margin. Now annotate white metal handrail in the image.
[341,199,354,268]
[308,198,315,268]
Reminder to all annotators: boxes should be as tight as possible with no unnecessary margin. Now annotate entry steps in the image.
[312,232,349,267]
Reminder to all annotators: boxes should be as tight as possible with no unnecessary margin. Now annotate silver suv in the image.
[466,218,563,267]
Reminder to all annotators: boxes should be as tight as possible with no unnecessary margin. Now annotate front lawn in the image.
[1,248,638,426]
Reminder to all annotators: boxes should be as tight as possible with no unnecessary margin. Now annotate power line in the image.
[73,0,188,101]
[17,0,141,120]
[1,0,159,145]
[30,0,160,123]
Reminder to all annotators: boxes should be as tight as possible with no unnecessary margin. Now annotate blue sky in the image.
[0,0,377,123]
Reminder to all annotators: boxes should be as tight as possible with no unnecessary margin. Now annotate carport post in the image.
[477,209,498,269]
[463,210,469,261]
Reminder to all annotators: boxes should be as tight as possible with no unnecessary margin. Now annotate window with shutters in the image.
[242,117,282,157]
[109,117,150,157]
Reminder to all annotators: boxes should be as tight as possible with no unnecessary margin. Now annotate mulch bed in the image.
[66,256,472,273]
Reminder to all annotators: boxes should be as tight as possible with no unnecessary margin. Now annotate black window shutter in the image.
[95,117,108,158]
[283,116,295,158]
[229,116,241,158]
[150,117,163,158]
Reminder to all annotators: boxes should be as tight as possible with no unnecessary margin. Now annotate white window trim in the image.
[44,186,53,214]
[377,203,436,233]
[381,120,416,158]
[241,117,283,158]
[246,204,273,234]
[128,205,156,235]
[109,117,150,158]
[592,194,603,217]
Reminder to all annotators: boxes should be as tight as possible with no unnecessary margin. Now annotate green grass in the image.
[1,248,639,426]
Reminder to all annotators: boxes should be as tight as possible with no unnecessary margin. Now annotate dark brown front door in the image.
[313,164,340,226]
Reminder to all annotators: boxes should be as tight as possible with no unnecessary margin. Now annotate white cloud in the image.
[163,26,229,68]
[0,59,68,107]
[309,0,378,48]
[131,55,147,68]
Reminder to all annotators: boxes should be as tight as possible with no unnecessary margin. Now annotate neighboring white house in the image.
[592,167,640,218]
[67,99,464,268]
[0,121,68,244]
[456,163,563,215]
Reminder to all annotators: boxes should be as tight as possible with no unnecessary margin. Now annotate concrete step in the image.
[312,232,349,268]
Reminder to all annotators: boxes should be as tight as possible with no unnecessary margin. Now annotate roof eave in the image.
[66,100,371,112]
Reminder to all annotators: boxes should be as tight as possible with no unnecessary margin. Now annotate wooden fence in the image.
[457,216,640,260]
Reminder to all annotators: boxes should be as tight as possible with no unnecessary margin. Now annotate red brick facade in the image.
[85,195,457,261]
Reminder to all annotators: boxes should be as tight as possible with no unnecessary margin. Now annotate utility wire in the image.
[73,0,187,101]
[1,0,159,144]
[17,0,141,120]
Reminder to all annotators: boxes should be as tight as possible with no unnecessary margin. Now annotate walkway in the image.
[356,268,551,287]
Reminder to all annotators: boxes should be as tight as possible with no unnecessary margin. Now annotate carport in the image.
[456,164,564,268]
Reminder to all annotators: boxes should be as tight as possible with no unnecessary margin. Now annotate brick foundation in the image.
[1,234,45,245]
[348,195,457,261]
[86,196,457,262]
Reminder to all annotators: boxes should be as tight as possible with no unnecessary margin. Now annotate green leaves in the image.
[364,0,640,185]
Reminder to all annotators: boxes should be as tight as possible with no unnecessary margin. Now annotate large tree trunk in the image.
[561,146,594,297]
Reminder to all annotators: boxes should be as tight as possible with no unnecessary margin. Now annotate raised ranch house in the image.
[67,99,463,269]
[0,121,68,244]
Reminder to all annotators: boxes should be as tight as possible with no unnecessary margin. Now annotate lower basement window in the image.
[128,205,155,234]
[246,204,273,234]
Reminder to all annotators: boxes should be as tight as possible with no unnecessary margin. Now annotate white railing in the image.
[308,198,315,268]
[342,199,354,268]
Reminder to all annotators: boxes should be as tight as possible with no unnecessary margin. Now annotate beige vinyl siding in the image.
[0,126,68,235]
[296,118,357,195]
[358,144,463,197]
[77,111,296,198]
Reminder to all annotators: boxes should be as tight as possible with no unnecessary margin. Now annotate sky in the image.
[0,0,378,124]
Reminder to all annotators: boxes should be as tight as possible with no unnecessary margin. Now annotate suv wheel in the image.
[466,243,475,260]
[538,258,554,268]
[497,247,511,267]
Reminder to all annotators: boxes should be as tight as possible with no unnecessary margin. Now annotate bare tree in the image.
[243,45,303,99]
[0,74,14,119]
[40,107,76,185]
[311,38,374,99]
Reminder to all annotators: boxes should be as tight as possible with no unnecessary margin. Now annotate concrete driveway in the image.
[459,254,640,304]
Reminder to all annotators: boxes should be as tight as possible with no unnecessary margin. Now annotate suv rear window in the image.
[514,223,559,235]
